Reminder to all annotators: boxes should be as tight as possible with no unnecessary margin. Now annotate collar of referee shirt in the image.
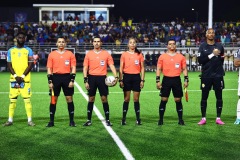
[56,50,66,54]
[167,52,177,56]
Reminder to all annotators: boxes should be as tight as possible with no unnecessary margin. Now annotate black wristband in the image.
[84,77,88,83]
[119,79,123,82]
[47,74,53,81]
[47,74,53,83]
[184,76,189,82]
[141,80,145,82]
[156,76,160,83]
[70,74,76,80]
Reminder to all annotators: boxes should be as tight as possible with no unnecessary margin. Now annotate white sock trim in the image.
[237,99,240,119]
[28,117,32,122]
[8,118,13,122]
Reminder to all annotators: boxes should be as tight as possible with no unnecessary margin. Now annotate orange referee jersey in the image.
[83,50,114,75]
[120,51,144,74]
[157,53,186,77]
[47,50,76,74]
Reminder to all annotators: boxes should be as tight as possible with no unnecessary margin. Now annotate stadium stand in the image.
[0,18,240,71]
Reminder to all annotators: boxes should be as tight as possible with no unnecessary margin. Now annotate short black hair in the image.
[57,36,66,41]
[167,38,176,44]
[206,28,215,34]
[93,35,101,41]
[16,32,26,37]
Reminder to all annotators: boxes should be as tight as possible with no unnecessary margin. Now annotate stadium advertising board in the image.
[0,51,7,59]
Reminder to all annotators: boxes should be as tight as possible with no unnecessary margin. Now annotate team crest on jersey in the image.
[18,52,21,57]
[134,60,139,65]
[202,83,205,88]
[100,60,105,66]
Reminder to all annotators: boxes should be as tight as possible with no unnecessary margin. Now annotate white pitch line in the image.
[74,82,135,160]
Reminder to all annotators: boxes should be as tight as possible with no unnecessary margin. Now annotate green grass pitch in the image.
[0,71,239,160]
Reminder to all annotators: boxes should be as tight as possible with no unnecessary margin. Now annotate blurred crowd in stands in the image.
[0,17,240,48]
[0,17,239,72]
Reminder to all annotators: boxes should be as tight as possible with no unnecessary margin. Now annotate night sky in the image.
[1,0,239,22]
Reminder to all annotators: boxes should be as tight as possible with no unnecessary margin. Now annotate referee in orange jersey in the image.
[83,36,118,126]
[156,39,189,125]
[119,37,145,125]
[46,37,77,127]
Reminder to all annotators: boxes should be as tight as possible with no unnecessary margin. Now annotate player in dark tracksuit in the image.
[197,28,225,125]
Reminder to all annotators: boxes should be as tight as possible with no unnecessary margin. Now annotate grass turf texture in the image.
[0,71,239,160]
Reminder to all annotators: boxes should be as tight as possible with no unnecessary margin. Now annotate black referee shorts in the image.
[123,73,141,92]
[200,77,225,91]
[160,76,183,98]
[52,74,74,96]
[88,75,108,97]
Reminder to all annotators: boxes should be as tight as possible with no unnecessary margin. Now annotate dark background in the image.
[0,0,239,22]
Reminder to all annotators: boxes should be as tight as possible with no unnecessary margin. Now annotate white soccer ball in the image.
[105,76,115,87]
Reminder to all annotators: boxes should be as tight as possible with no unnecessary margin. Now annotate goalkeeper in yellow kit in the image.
[3,32,35,126]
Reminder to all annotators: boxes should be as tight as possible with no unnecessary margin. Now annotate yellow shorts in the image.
[9,82,32,99]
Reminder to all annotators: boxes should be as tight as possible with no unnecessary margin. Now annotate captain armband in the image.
[156,76,160,83]
[84,77,88,83]
[208,53,215,59]
[184,76,189,82]
[47,74,53,84]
